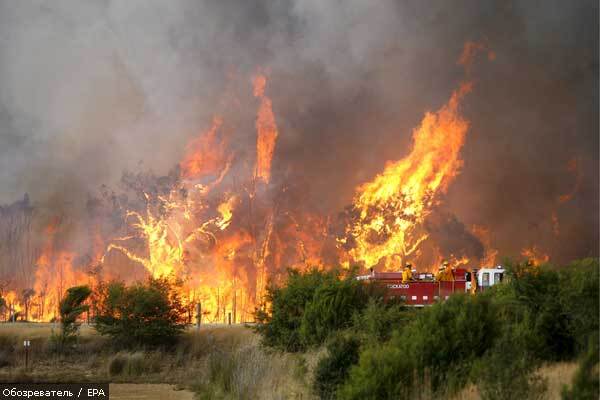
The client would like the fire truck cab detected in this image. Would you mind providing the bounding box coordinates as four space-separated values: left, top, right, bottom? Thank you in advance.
473 266 505 292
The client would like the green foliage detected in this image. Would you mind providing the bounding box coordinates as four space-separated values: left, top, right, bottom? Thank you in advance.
474 323 547 400
95 278 187 348
562 334 600 400
53 285 91 350
340 294 497 399
313 333 361 400
500 262 574 360
351 297 409 342
300 278 373 347
108 353 127 376
255 258 598 398
558 258 599 354
107 352 163 377
255 268 339 352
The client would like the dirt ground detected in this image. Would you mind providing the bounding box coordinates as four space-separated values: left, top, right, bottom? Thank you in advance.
109 384 195 400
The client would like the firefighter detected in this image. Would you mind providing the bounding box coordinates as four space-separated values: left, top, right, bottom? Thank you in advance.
470 269 477 294
402 263 413 283
436 260 450 281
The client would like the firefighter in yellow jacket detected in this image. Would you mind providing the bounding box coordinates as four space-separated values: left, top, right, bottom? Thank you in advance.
402 263 413 283
436 260 452 281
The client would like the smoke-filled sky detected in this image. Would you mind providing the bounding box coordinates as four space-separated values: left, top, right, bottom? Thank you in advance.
0 0 598 262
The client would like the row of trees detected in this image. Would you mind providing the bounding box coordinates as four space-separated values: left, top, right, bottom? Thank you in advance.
255 259 599 400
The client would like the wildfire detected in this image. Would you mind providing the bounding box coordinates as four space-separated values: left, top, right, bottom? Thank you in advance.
2 44 547 324
521 246 549 266
345 81 472 269
253 73 279 184
471 225 499 267
180 116 230 179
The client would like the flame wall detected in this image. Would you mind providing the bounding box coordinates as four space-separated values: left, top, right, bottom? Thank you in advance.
0 1 597 320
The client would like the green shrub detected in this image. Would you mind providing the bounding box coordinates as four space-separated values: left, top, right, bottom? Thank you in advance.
108 352 163 377
562 334 600 400
95 278 187 348
340 294 497 399
108 353 127 376
126 352 147 376
0 336 14 367
474 323 547 400
313 333 361 400
255 268 339 352
351 297 408 342
300 278 373 347
207 349 236 393
559 258 599 354
53 285 91 351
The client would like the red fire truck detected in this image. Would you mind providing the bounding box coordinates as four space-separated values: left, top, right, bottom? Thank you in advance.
357 266 506 306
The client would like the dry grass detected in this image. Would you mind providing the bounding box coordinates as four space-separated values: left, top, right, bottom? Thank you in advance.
110 383 194 400
0 323 315 399
0 322 97 338
0 322 578 400
539 362 578 400
451 362 578 400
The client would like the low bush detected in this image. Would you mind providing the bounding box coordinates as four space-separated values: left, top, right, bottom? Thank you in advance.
299 278 373 347
255 268 339 352
351 297 408 342
95 278 187 348
339 294 497 399
313 333 361 400
108 353 127 376
107 351 163 377
474 323 547 400
562 334 599 400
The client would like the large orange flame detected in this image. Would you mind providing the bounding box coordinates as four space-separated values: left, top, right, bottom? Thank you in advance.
253 73 279 184
345 81 472 269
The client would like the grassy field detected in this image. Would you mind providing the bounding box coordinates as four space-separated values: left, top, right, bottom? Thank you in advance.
0 322 313 399
0 322 579 399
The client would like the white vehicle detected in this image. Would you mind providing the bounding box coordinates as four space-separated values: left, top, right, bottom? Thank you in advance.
465 266 505 292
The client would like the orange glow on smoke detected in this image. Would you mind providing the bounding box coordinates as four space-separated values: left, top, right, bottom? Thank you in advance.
180 116 229 179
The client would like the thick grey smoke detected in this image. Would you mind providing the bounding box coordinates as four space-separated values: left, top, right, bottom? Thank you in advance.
0 0 597 264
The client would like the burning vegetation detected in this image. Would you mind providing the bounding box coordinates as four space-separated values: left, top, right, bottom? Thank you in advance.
0 42 591 324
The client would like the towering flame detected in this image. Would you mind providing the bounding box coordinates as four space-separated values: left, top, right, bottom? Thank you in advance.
345 81 472 269
253 73 279 183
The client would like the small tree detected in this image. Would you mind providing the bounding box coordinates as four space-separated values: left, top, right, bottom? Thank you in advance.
56 285 92 349
21 289 35 321
313 333 361 400
254 268 339 352
0 297 5 321
95 278 187 348
300 278 374 347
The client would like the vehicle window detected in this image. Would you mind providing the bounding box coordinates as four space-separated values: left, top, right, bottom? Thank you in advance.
482 272 490 286
494 272 503 284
